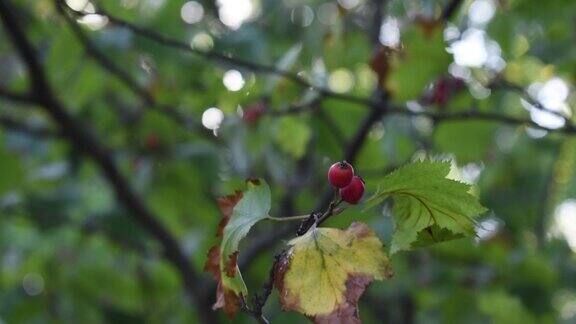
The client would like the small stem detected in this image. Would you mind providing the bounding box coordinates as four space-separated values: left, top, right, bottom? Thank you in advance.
316 198 346 227
334 198 344 208
266 214 310 222
240 252 283 324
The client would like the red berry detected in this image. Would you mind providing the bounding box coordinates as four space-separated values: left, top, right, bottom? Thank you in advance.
243 102 267 125
328 161 354 188
145 134 160 150
340 176 365 204
433 78 450 106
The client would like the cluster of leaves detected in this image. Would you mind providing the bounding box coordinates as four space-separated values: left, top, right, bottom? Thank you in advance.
206 161 486 322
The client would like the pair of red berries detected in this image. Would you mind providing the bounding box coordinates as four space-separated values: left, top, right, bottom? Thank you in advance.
327 161 365 204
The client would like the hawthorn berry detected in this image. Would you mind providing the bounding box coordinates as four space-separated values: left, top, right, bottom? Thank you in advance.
421 76 466 107
243 101 267 125
328 161 354 188
340 176 365 204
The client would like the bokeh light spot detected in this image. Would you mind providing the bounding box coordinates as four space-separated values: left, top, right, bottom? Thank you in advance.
379 17 400 47
22 273 44 296
328 69 355 93
468 0 496 25
291 5 314 27
553 200 576 252
190 32 214 52
223 70 245 92
181 1 204 24
202 107 224 133
217 0 256 30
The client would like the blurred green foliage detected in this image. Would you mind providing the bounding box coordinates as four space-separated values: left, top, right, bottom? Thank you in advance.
0 0 576 323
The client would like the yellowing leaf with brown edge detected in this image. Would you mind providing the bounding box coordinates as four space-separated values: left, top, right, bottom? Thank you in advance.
275 222 393 323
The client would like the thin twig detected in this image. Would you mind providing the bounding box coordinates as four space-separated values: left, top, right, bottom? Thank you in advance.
267 214 310 222
241 252 284 324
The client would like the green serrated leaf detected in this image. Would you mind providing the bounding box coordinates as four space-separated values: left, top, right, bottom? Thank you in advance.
0 140 23 195
366 161 488 253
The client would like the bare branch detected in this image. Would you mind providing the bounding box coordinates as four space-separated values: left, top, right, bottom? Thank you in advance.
241 251 285 324
441 0 465 21
64 2 374 109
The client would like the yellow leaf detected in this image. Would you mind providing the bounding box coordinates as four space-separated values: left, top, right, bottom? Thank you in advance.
275 222 393 323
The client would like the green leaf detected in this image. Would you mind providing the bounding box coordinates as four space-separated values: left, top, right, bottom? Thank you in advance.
477 290 536 324
264 43 302 94
204 179 271 317
221 180 271 273
387 28 451 101
434 121 497 163
295 58 326 105
0 140 23 195
366 161 488 253
274 116 312 159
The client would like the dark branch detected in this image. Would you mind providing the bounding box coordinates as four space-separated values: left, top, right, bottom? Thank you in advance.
0 116 59 138
369 0 385 46
63 1 576 135
65 3 374 109
441 0 465 21
0 2 217 322
0 86 35 104
385 105 576 134
57 2 152 102
490 79 571 121
241 251 284 324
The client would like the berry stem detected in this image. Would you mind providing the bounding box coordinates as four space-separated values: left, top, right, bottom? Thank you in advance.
314 197 345 227
334 198 344 207
266 214 310 222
